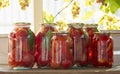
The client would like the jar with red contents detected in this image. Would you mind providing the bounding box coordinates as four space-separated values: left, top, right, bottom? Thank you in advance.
68 23 88 67
84 24 98 65
35 23 57 68
49 32 73 69
8 22 35 69
93 32 113 67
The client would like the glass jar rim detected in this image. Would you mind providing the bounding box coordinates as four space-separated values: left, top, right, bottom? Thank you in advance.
14 22 31 27
84 24 98 28
41 23 56 26
94 32 110 35
68 23 84 28
53 31 69 34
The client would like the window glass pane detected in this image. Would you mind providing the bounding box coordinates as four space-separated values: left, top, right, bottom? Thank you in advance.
43 0 120 30
0 0 34 34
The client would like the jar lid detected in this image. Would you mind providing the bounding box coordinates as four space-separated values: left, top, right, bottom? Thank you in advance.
41 23 56 27
94 31 110 34
15 22 31 27
53 31 69 34
84 24 98 28
68 23 84 28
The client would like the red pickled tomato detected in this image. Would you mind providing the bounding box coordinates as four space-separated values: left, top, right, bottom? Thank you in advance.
9 38 16 49
50 62 61 69
35 32 43 50
16 28 28 38
62 60 72 68
22 39 29 52
61 43 73 68
37 55 49 67
41 26 55 34
86 28 94 36
62 43 73 62
9 31 17 49
8 52 16 67
70 28 83 36
34 51 39 63
22 53 34 67
10 31 16 38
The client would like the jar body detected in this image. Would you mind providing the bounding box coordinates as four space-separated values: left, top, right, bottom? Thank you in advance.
93 33 113 67
49 33 73 69
85 24 98 64
35 23 56 68
8 23 35 69
68 23 88 66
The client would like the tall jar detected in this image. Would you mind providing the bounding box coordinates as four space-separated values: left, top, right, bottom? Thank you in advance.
93 32 113 67
49 32 73 69
68 23 88 67
84 24 98 65
35 23 57 68
8 22 35 69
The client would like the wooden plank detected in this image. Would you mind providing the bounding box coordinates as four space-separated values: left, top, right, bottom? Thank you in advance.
0 65 120 74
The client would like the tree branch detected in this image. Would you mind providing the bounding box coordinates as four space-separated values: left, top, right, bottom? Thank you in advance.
54 0 73 19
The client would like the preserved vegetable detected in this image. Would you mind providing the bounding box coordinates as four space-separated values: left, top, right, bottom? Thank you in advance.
93 32 113 67
49 32 73 69
8 22 35 69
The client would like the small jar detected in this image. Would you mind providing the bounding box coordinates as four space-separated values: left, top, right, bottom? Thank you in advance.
49 32 73 69
68 23 88 67
8 22 35 69
84 24 98 65
93 32 113 67
35 23 57 68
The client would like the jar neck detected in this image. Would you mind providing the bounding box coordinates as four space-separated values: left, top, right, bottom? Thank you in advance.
68 23 84 29
40 23 56 33
15 22 30 28
97 33 110 40
41 23 56 28
53 32 69 37
84 24 98 28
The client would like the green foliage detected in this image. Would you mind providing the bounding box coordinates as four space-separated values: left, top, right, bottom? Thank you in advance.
44 30 53 50
27 29 35 50
100 0 120 13
83 29 89 45
43 11 54 23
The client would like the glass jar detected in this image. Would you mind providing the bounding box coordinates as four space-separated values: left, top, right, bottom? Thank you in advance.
93 32 113 67
8 22 35 69
49 32 73 69
84 24 98 65
35 23 57 68
68 23 88 67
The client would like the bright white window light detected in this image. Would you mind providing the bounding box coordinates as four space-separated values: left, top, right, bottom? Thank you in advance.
0 0 34 34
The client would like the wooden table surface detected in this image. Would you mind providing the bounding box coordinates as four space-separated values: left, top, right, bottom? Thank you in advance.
0 65 120 74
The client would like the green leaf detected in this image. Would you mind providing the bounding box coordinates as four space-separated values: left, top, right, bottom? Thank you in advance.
48 14 54 23
27 29 35 50
105 7 110 13
44 30 53 50
46 30 53 38
83 29 89 45
43 11 54 23
100 0 120 13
